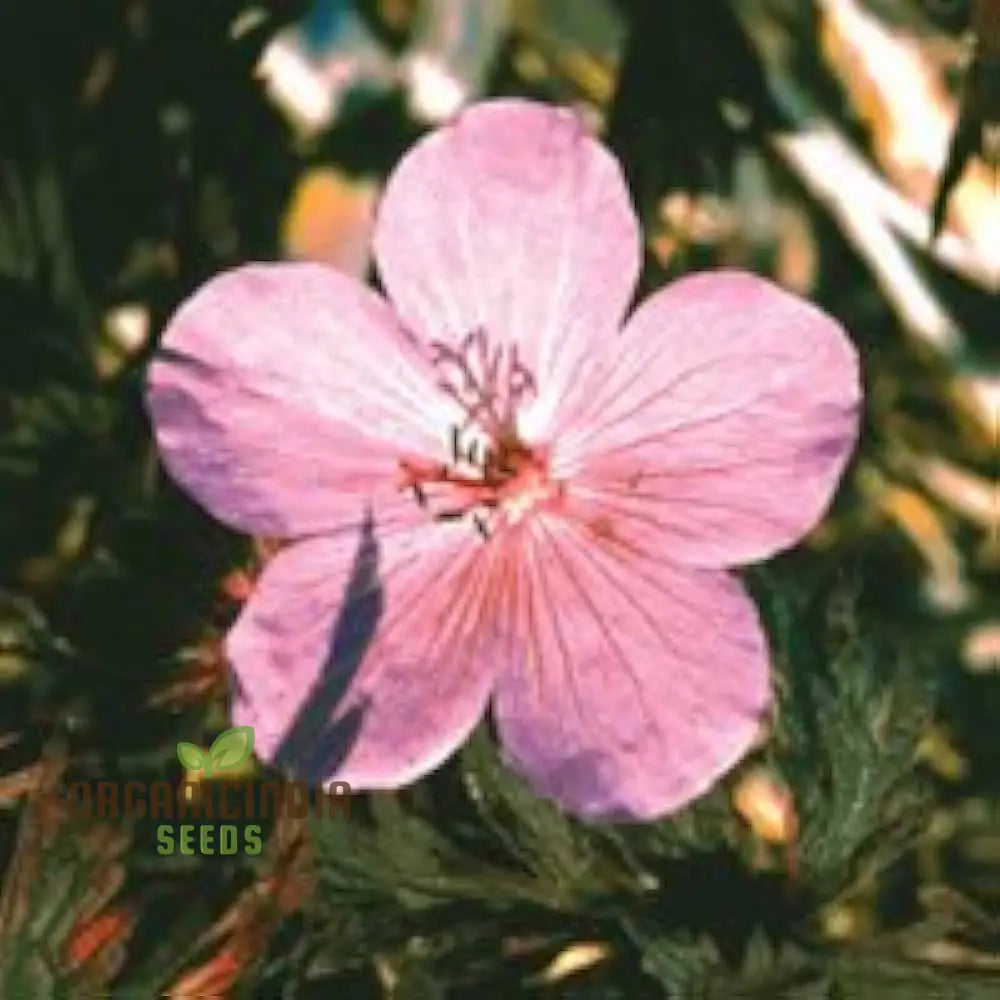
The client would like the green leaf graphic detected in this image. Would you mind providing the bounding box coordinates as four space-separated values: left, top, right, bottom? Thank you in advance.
207 725 255 774
176 742 207 772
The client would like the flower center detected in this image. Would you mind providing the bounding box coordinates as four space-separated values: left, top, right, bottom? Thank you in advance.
397 328 562 539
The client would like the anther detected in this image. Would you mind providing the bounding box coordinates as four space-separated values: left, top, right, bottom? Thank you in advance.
466 438 483 467
401 330 552 541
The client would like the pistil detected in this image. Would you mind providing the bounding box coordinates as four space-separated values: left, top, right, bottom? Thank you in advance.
396 328 563 538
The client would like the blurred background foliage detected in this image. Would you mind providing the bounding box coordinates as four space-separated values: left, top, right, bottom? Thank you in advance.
0 0 997 997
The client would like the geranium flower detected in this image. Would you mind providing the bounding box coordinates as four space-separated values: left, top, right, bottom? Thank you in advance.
146 100 860 820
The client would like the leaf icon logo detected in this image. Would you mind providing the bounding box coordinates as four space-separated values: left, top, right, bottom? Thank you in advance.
176 742 207 772
176 726 255 778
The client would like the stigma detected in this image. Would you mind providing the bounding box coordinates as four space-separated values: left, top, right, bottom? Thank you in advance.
397 327 564 538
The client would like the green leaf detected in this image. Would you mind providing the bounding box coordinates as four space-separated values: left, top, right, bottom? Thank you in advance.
175 742 206 772
207 725 255 773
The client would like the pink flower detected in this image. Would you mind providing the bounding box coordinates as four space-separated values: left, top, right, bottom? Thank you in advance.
146 100 860 821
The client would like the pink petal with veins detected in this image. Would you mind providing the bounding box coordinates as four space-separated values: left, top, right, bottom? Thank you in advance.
229 514 502 788
491 513 769 820
373 99 641 432
552 271 860 568
147 263 455 538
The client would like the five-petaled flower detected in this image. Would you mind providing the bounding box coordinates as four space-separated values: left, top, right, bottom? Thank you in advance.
146 100 860 821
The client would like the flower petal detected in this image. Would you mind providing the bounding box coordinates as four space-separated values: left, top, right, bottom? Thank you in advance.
147 263 456 537
491 515 769 821
373 99 641 420
228 512 501 789
552 271 861 567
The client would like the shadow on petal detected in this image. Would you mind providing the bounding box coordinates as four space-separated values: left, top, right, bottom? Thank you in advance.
272 509 383 783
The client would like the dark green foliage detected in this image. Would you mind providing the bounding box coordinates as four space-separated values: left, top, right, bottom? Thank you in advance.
749 560 937 900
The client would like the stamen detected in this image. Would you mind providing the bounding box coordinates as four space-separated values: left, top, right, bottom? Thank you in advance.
399 328 553 542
